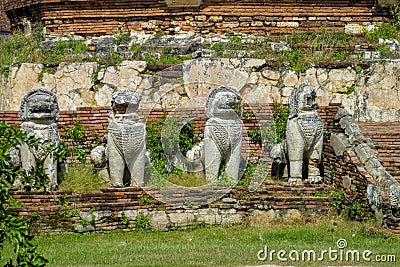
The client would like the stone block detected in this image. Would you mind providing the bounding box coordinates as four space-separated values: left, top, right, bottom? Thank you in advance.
169 212 196 226
150 210 169 231
330 133 351 156
342 176 352 189
221 214 243 225
249 210 275 226
355 143 374 164
262 69 280 81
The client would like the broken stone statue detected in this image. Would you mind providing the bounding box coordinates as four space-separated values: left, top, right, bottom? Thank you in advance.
92 89 146 187
204 86 243 183
271 82 324 186
18 88 60 190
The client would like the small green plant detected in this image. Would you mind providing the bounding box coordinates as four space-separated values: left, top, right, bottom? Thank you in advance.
328 165 335 178
37 67 55 83
91 67 104 87
375 43 391 52
97 52 124 68
209 43 224 52
75 145 86 161
114 30 131 45
228 34 242 43
272 102 290 143
248 127 261 141
354 65 362 73
62 119 86 140
68 209 81 217
120 211 130 225
134 212 151 230
342 201 364 221
32 211 41 218
139 195 150 205
345 85 355 95
146 113 199 181
280 49 308 73
364 23 398 42
177 75 184 85
239 160 258 187
330 183 346 214
314 190 326 197
79 219 89 226
242 109 256 122
0 66 9 78
335 53 348 61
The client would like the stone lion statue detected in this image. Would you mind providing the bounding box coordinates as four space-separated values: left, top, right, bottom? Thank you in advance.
286 82 324 185
101 89 146 187
18 88 60 190
204 86 243 183
270 82 324 185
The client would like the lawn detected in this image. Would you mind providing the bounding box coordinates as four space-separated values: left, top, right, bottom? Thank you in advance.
2 217 399 267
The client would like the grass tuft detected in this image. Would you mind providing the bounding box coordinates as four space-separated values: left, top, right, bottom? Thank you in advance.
59 163 108 192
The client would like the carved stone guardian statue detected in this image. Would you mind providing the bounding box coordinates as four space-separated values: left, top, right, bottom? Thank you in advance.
18 88 60 189
106 90 146 187
286 82 324 185
204 86 243 183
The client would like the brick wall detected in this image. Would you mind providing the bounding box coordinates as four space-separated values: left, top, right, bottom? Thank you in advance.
9 183 332 233
0 0 10 34
2 0 389 36
359 122 400 183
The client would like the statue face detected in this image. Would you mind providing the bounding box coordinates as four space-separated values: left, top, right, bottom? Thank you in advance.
298 86 317 111
214 92 240 109
111 90 141 114
26 93 57 120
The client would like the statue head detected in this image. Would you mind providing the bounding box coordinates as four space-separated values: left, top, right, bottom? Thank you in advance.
18 88 60 121
205 86 242 118
289 81 318 119
111 89 142 115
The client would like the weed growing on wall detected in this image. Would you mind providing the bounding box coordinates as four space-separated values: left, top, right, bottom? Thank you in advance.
364 23 399 42
146 113 200 185
134 212 151 230
113 30 131 45
330 183 372 221
271 102 290 143
279 49 308 73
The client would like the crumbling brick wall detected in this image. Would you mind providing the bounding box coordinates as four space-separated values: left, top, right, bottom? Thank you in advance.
0 0 10 34
2 0 389 37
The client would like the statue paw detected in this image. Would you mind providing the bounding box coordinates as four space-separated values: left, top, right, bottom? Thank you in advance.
111 183 123 188
307 175 323 184
288 178 303 186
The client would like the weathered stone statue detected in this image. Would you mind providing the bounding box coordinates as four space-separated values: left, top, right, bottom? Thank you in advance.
286 82 324 185
18 88 60 189
106 90 146 187
204 86 243 183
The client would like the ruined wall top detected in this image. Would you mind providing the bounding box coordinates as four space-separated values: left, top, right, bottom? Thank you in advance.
1 0 388 36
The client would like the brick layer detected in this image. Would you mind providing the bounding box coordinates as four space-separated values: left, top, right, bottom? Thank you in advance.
0 0 10 33
2 0 389 36
359 122 400 183
8 182 332 233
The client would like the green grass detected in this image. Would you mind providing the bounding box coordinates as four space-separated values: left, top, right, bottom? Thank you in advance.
1 217 399 266
59 163 108 192
166 171 206 187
